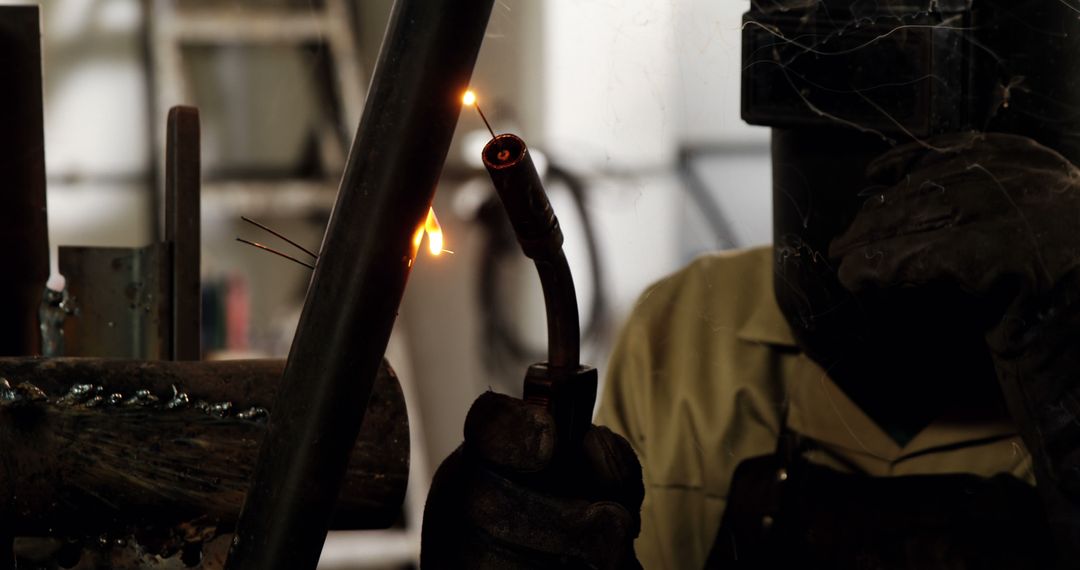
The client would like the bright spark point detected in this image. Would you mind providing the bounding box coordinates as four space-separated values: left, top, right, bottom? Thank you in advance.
462 90 477 107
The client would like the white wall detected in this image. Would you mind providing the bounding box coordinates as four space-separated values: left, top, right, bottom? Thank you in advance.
540 0 766 157
38 0 154 280
674 0 769 145
535 0 770 309
541 0 680 168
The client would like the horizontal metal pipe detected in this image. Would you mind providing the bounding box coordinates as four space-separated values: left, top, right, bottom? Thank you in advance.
0 358 408 538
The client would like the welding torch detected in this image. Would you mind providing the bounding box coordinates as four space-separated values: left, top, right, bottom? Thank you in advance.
482 133 597 455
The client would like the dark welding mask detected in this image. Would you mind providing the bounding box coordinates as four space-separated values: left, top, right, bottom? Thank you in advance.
742 0 1080 164
746 0 1080 439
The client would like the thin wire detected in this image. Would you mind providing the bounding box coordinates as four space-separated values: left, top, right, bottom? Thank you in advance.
474 103 497 139
241 216 319 259
236 238 316 270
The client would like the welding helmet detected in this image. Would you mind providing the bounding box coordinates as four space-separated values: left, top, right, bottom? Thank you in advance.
742 0 1080 164
741 0 1080 438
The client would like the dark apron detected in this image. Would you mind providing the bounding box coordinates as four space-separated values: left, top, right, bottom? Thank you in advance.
704 426 1058 569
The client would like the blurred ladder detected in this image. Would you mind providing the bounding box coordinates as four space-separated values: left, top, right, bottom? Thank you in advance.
147 0 367 217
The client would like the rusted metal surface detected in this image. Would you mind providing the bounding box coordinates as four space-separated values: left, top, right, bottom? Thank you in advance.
0 357 408 543
0 6 49 357
59 244 171 359
165 107 202 361
226 2 494 568
58 106 201 361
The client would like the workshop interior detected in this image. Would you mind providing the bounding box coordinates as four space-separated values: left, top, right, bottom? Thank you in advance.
7 0 1071 568
0 1 766 567
6 0 1080 565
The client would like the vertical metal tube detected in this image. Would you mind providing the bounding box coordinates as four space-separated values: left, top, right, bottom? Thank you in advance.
0 6 49 357
164 106 201 361
225 1 494 569
0 10 48 563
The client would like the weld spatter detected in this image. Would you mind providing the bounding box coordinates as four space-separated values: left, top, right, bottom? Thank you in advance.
194 400 233 418
57 383 103 406
0 379 48 406
235 407 269 422
123 389 159 407
46 382 269 422
165 385 191 410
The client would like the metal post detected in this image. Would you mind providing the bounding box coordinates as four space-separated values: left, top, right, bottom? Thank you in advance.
164 106 201 361
225 1 494 568
0 6 49 356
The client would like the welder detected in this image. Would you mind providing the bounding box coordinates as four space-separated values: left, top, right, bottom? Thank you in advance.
422 0 1080 567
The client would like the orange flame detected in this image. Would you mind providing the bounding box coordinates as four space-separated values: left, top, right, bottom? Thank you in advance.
462 90 477 107
424 207 445 257
412 224 425 251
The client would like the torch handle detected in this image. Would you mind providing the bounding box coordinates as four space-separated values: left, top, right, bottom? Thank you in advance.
523 363 597 456
483 134 581 370
483 133 596 453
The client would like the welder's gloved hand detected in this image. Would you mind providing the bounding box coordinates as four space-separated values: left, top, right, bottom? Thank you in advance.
830 132 1080 550
421 391 644 569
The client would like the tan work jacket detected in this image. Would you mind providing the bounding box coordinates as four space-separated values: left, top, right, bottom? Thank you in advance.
595 246 1034 570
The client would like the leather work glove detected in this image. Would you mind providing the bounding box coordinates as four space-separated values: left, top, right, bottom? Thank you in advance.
420 391 644 569
830 132 1080 558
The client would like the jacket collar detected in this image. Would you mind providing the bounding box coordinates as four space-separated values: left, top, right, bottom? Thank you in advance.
733 283 1017 464
783 355 1019 464
734 288 797 347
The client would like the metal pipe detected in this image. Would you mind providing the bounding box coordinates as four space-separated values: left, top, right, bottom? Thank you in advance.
482 134 581 369
0 6 49 357
0 14 48 557
164 106 201 361
533 254 579 368
0 357 408 538
225 1 494 569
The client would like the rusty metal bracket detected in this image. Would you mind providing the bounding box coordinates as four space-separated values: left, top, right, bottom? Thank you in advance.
58 107 201 361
